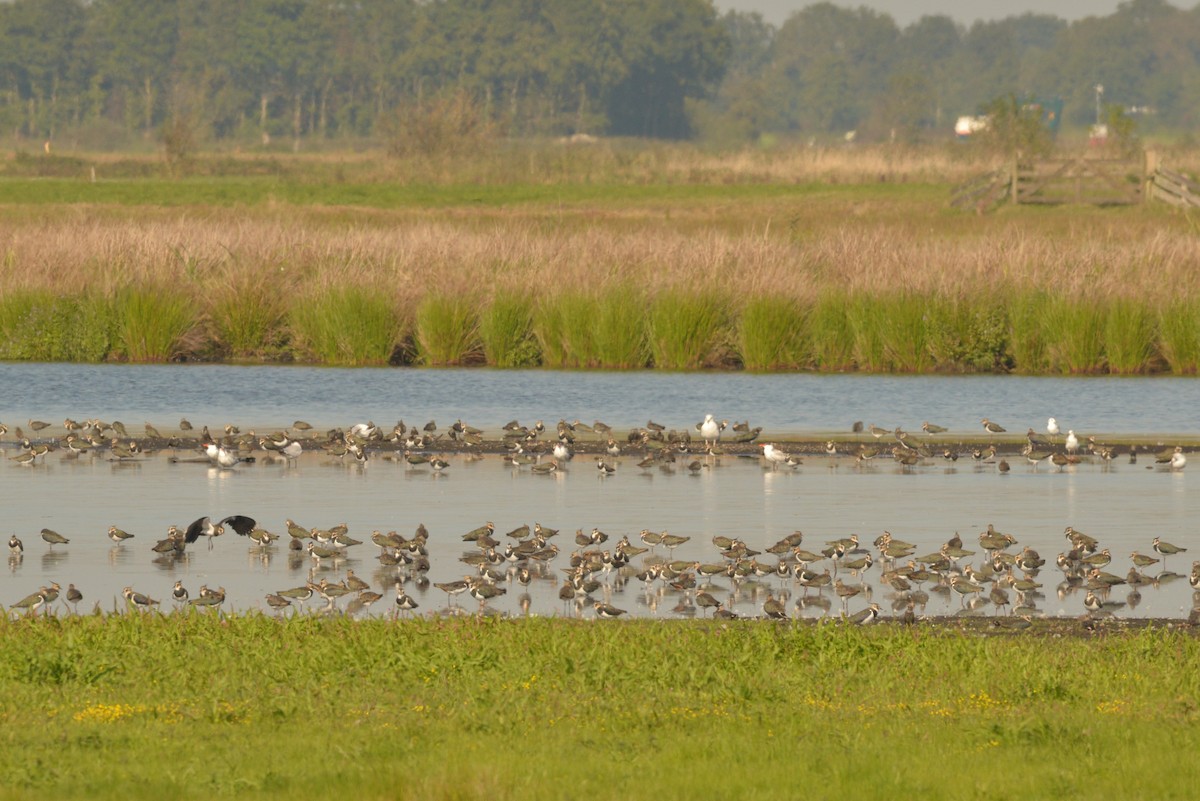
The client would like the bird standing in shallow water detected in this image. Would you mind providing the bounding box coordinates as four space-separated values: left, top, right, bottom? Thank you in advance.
40 529 69 549
848 602 881 625
10 589 45 616
394 584 419 617
593 602 626 619
123 587 159 611
107 526 134 546
265 593 291 613
65 584 82 613
1152 536 1187 568
762 592 788 620
1155 446 1186 470
759 443 790 470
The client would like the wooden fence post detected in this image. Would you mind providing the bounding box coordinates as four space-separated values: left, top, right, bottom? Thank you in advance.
1144 149 1157 205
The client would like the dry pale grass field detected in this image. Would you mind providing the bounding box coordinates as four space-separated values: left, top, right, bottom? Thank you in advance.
1 193 1197 305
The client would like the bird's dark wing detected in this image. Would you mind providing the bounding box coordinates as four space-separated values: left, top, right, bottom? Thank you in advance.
220 515 257 536
184 516 211 544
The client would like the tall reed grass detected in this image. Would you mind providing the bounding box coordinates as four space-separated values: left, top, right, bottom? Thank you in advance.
532 288 651 369
413 294 481 366
1157 299 1200 374
738 296 808 370
479 292 538 368
806 292 855 371
205 270 287 359
1103 298 1154 374
2 181 1199 373
288 288 402 365
1007 292 1051 373
649 291 728 369
114 286 194 362
533 292 595 368
0 282 1193 375
592 285 649 369
1044 296 1106 374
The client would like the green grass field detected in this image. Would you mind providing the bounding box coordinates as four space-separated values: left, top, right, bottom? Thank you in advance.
1 614 1197 799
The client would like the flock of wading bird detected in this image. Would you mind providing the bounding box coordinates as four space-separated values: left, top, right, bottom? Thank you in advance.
0 412 1189 472
1 413 1196 624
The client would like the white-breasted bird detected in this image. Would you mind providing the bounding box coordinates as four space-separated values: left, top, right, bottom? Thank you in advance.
760 443 790 470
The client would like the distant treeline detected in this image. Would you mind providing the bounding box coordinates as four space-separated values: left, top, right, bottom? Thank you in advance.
0 0 1196 149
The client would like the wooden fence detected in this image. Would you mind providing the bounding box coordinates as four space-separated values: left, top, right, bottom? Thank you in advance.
952 150 1199 212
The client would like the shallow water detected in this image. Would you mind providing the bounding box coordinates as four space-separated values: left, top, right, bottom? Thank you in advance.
1 445 1194 621
1 362 1199 436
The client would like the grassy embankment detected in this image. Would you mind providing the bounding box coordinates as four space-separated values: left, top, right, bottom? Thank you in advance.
3 143 1200 373
0 613 1197 799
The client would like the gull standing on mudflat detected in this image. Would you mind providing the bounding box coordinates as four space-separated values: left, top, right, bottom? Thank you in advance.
759 443 790 470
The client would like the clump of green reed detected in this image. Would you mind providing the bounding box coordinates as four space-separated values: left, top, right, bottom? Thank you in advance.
649 290 728 369
1040 294 1105 374
413 294 482 366
206 273 287 359
288 287 401 365
114 286 195 362
533 289 648 369
1102 298 1155 374
844 294 891 371
738 296 807 370
880 294 933 372
531 297 563 367
805 290 855 371
592 285 648 368
1006 291 1051 373
1157 298 1200 374
0 290 115 361
479 292 539 367
533 292 595 368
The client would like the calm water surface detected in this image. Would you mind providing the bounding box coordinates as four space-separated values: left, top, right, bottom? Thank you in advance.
1 363 1196 621
0 362 1198 436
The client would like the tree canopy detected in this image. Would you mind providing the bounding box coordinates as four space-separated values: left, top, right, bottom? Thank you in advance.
0 0 1197 148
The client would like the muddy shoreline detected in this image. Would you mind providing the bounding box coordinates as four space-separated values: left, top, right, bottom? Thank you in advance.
28 431 1189 461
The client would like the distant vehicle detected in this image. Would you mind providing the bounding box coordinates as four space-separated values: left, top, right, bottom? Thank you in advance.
955 116 989 139
955 97 1063 140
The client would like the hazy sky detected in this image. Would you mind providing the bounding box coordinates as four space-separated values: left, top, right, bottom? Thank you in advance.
715 1 1150 27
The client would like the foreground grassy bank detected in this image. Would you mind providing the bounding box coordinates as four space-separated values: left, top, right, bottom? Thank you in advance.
3 149 1199 373
0 614 1197 799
